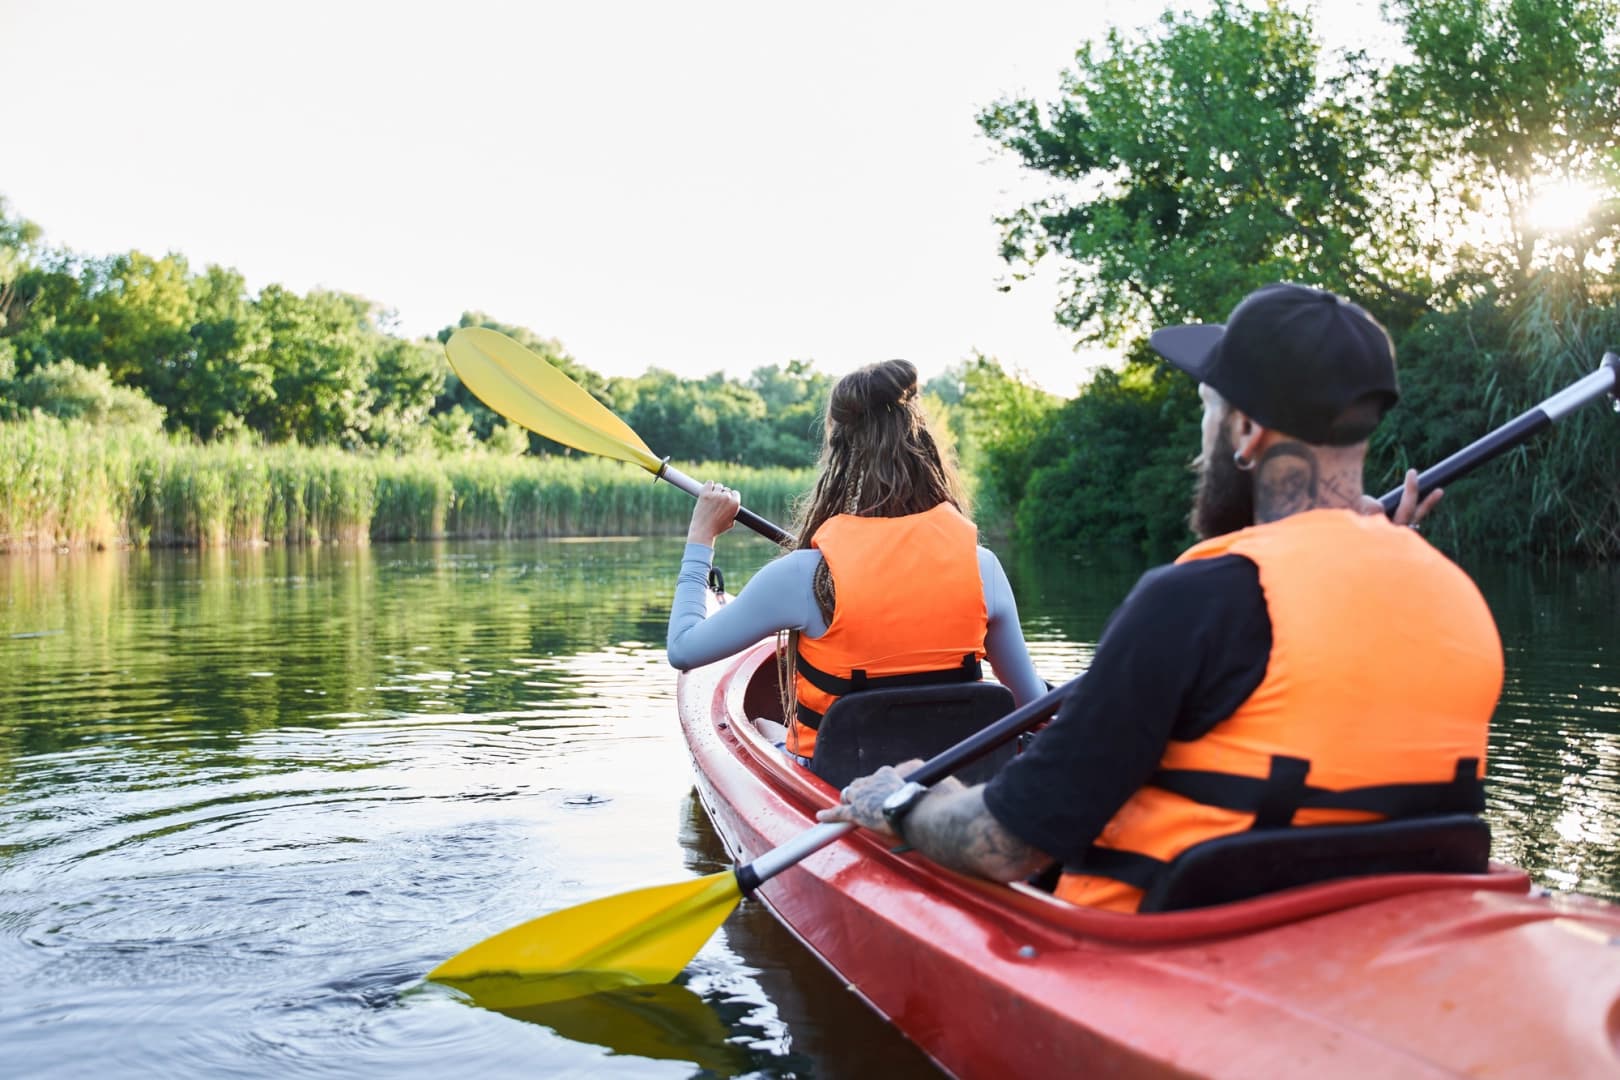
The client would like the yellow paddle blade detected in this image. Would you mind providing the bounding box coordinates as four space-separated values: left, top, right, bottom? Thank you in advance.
429 871 742 995
444 327 663 472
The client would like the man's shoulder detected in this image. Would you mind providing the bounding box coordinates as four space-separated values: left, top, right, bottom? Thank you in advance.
1100 553 1268 650
1131 552 1261 604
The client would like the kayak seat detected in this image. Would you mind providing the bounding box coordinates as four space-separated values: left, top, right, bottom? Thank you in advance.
810 683 1016 790
1138 813 1492 913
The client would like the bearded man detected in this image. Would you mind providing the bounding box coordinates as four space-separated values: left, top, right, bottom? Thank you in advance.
821 282 1505 913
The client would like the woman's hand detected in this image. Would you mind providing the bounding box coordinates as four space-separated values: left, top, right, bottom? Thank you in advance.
688 481 741 546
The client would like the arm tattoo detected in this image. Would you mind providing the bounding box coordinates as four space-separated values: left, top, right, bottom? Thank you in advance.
906 786 1053 883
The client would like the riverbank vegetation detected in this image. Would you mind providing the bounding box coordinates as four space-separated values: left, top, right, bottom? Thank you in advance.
3 0 1618 558
0 417 811 550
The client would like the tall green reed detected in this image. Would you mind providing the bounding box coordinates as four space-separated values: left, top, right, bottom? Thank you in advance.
0 417 814 551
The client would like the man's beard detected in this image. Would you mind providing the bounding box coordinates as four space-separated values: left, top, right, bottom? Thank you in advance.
1190 424 1254 540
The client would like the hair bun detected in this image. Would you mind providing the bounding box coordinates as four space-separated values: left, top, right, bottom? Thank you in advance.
828 358 920 426
875 358 918 407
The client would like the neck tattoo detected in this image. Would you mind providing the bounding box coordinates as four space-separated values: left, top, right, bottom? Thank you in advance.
1253 442 1364 523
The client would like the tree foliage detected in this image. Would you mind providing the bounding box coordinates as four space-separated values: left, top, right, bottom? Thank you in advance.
978 0 1620 559
949 356 1061 523
979 0 1406 337
0 197 926 475
1382 0 1620 290
1 359 167 429
1016 359 1200 554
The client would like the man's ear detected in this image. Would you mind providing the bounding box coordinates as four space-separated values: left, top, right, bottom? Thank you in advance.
1231 408 1270 461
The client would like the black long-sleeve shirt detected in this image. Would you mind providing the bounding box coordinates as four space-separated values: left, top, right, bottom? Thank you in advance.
982 554 1272 865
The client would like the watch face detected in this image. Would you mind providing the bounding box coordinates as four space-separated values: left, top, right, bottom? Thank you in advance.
882 782 925 815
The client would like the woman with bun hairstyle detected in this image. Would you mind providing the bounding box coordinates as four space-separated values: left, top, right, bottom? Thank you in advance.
666 358 1044 764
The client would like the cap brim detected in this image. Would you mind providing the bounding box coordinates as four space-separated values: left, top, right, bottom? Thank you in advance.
1149 324 1225 380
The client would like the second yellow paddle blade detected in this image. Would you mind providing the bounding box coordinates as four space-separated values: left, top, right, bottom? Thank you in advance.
444 327 662 472
429 871 742 989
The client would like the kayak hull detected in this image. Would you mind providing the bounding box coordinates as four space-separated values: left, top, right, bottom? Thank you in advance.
678 641 1620 1079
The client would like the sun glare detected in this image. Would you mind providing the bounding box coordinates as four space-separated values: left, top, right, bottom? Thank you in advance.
1525 178 1606 235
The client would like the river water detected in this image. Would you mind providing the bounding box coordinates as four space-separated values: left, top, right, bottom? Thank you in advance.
1 537 1615 1078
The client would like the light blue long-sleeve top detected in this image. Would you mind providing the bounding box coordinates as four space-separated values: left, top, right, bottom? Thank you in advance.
666 542 1045 708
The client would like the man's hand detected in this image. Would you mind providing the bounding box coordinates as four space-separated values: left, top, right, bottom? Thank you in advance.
819 761 1047 883
817 763 909 838
687 481 741 546
1359 467 1443 528
817 760 967 839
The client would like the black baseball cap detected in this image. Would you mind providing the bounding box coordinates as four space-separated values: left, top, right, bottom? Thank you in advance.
1149 283 1400 446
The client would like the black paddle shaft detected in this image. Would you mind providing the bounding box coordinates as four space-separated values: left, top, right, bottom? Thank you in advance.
1378 352 1620 515
656 459 793 545
735 506 791 545
902 680 1072 787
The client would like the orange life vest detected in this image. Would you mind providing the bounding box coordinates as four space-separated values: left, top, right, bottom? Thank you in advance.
789 503 988 758
1056 509 1503 912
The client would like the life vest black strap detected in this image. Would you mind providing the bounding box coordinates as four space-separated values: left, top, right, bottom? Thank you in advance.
1072 756 1486 890
796 704 826 732
1253 755 1311 829
1149 756 1485 825
794 649 982 699
1068 846 1166 890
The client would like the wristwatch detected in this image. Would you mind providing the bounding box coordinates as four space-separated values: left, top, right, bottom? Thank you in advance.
880 781 930 839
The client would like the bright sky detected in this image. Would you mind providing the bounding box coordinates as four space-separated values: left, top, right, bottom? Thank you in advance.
1 0 1392 397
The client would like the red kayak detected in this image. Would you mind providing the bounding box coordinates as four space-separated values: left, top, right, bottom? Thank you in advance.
678 640 1620 1079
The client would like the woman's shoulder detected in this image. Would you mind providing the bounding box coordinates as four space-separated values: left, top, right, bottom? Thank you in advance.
750 547 822 587
975 545 1015 589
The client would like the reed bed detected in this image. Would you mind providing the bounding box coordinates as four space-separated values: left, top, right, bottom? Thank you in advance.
0 418 813 551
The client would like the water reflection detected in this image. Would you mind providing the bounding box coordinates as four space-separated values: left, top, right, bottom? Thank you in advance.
1472 561 1620 896
491 983 751 1076
0 537 1614 1079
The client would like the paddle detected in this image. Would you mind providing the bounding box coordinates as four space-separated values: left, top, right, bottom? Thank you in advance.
430 348 1619 1003
428 679 1072 995
444 327 793 546
1376 351 1619 513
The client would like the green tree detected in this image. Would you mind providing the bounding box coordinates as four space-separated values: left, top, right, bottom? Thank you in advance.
1382 0 1620 294
0 197 42 337
1016 358 1200 555
251 286 379 446
2 251 100 376
744 359 831 467
953 356 1059 524
2 358 166 429
178 265 274 440
608 369 768 464
82 252 195 387
1 248 276 440
429 405 482 455
979 0 1405 337
91 256 275 439
368 337 447 451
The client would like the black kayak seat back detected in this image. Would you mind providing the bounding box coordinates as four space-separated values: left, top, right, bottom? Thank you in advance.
1138 813 1493 913
810 682 1016 790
